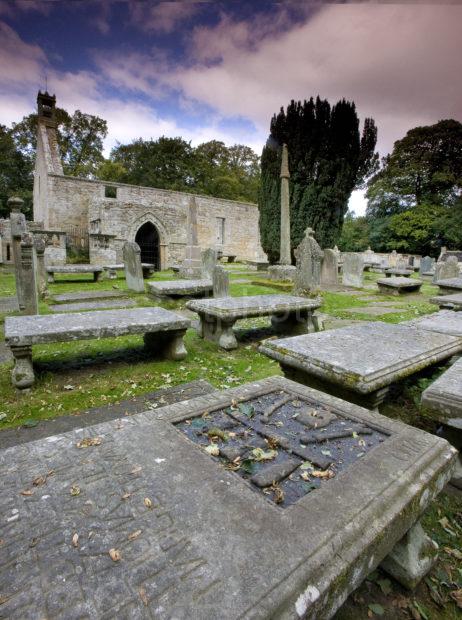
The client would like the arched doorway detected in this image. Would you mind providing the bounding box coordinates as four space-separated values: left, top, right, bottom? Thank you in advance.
135 222 160 270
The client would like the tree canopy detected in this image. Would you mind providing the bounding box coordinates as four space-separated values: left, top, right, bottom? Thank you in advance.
259 97 378 263
0 124 33 218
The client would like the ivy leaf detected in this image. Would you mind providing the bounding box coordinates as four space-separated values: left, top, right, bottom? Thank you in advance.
377 579 392 595
238 403 255 418
368 603 385 616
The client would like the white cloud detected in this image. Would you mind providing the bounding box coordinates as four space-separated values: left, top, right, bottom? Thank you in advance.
129 1 201 33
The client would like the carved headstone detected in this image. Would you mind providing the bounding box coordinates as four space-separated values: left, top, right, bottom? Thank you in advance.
34 236 47 296
212 265 229 298
420 256 435 276
320 249 338 286
434 256 459 283
342 252 364 288
179 196 202 279
9 197 27 309
123 241 144 292
20 232 38 315
279 144 291 265
201 248 218 280
293 228 324 294
388 250 400 268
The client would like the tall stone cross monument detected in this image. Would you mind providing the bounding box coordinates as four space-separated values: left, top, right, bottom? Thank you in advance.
179 196 203 279
280 143 291 266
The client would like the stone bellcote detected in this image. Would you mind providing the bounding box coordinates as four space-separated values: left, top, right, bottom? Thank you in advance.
37 91 57 127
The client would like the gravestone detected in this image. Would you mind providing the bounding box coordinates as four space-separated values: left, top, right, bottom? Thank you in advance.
420 256 435 276
212 265 229 298
123 241 144 292
201 248 218 279
342 253 364 288
9 197 27 310
19 233 38 315
293 227 324 294
179 196 202 279
434 256 459 282
279 143 291 266
33 236 47 296
320 248 338 286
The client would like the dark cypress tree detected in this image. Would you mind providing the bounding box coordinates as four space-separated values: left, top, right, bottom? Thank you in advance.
259 97 378 262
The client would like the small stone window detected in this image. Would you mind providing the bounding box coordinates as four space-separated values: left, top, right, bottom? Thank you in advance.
104 185 117 199
6 244 11 261
216 217 225 245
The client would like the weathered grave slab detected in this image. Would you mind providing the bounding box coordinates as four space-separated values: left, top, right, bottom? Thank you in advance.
187 294 322 350
0 296 19 313
147 279 212 299
49 299 137 312
385 269 413 278
46 264 103 283
267 264 296 281
430 292 462 310
0 376 455 619
377 277 422 296
245 259 269 271
405 310 462 338
104 263 155 279
5 307 191 389
258 323 462 409
435 277 462 294
51 290 127 304
345 306 404 316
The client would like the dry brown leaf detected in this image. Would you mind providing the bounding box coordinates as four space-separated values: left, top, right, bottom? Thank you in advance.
72 533 79 548
128 529 142 541
70 485 81 496
21 489 33 496
144 497 153 509
131 465 142 474
311 469 335 479
121 492 131 500
109 548 121 562
76 437 102 449
450 589 462 609
32 475 47 487
139 587 148 606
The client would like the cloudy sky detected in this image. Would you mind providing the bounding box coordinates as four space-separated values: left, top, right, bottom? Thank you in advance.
1 0 461 213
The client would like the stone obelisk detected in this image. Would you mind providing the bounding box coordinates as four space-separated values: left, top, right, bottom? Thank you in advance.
280 143 291 265
179 196 203 279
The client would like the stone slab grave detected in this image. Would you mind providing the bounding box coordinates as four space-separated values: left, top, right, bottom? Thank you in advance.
51 290 127 304
0 376 455 619
345 306 404 316
49 298 137 312
186 294 322 350
385 268 413 278
377 277 423 296
4 307 190 389
147 279 212 299
0 296 19 313
245 259 269 271
422 357 462 489
103 264 155 279
258 322 462 409
46 264 103 283
430 292 462 310
435 277 462 294
405 310 462 338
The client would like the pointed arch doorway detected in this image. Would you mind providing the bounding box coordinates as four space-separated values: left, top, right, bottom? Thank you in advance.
135 222 160 270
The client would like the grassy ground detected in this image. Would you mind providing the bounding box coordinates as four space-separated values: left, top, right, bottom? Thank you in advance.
0 263 460 618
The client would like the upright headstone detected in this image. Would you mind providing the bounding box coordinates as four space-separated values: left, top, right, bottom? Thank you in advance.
201 248 218 280
212 265 229 298
342 252 364 287
420 256 435 276
9 197 27 310
388 250 399 267
279 143 291 266
293 228 324 294
123 241 145 292
179 196 203 279
320 248 339 286
397 259 408 270
34 236 47 296
434 256 459 282
20 232 38 315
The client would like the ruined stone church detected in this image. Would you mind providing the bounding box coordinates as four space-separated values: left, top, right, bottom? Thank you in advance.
33 91 263 268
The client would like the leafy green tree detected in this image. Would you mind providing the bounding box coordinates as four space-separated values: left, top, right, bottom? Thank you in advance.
11 108 107 178
338 212 370 251
259 97 378 262
0 124 33 218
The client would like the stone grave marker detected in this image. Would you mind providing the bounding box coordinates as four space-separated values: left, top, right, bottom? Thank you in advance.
123 241 144 292
420 256 435 276
342 253 364 287
20 232 38 315
212 265 229 297
434 256 459 283
179 196 202 279
201 248 218 279
293 227 324 294
320 248 338 286
9 196 27 310
33 236 47 295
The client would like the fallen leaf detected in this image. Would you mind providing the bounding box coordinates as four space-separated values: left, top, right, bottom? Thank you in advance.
122 492 131 500
207 427 228 441
321 449 332 456
144 497 153 509
377 578 392 595
109 548 121 562
251 448 277 461
131 465 142 474
20 489 33 496
450 589 462 608
368 603 385 616
76 437 102 448
444 546 462 560
139 587 148 606
300 461 313 470
311 469 335 479
204 444 220 456
72 533 79 548
70 485 81 496
63 385 75 391
32 475 47 486
300 472 310 481
270 483 284 504
128 529 142 541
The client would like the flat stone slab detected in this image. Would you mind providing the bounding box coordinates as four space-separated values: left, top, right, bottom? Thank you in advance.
345 306 404 316
147 279 212 298
49 299 137 312
430 293 462 310
436 277 462 293
0 296 19 313
385 269 413 277
51 290 127 304
422 357 462 420
377 277 422 295
187 294 321 320
0 376 455 619
46 264 103 274
405 310 462 338
259 322 462 408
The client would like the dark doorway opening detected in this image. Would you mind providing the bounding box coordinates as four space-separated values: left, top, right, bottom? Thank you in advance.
135 222 160 270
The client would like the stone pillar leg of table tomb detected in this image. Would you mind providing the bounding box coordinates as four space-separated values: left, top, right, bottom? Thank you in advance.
11 345 34 389
380 520 439 590
271 309 319 336
93 272 100 282
144 329 188 361
47 272 55 283
198 314 238 350
108 269 117 280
